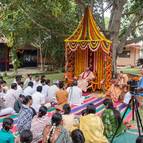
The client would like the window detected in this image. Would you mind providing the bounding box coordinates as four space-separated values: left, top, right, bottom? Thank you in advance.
118 50 130 58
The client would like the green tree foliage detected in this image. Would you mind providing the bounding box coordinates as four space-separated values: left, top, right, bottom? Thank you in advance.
1 0 143 74
0 0 78 71
76 0 143 74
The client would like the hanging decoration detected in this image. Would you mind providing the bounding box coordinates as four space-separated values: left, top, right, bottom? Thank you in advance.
64 6 112 90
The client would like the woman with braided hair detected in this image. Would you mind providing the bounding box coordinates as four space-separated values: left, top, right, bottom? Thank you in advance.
42 113 71 143
102 99 126 141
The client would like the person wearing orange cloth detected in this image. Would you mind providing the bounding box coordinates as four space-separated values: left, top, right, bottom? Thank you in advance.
56 81 68 107
106 79 122 103
118 71 129 87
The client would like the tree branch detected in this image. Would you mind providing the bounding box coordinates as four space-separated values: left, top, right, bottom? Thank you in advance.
119 10 143 49
104 1 113 12
20 6 68 37
133 23 143 31
20 6 50 33
108 0 127 37
75 0 85 14
126 35 143 44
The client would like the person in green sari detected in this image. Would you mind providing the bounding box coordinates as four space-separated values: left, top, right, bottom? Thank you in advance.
102 99 126 141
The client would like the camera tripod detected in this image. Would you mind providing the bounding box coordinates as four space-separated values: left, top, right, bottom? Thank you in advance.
111 94 143 143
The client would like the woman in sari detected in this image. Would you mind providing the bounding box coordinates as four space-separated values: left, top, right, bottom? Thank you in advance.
62 104 79 132
102 99 126 141
31 106 50 142
102 99 139 143
79 104 108 143
42 113 71 143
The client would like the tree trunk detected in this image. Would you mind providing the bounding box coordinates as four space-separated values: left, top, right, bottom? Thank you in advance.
39 46 44 71
119 10 143 51
108 0 127 76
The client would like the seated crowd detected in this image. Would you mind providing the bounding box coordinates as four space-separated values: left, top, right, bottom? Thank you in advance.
0 72 142 143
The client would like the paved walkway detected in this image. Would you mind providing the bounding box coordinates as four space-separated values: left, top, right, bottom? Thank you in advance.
0 67 44 76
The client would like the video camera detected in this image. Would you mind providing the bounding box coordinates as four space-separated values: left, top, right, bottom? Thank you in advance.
127 79 138 94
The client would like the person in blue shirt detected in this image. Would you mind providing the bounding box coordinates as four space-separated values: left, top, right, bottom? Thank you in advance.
136 69 143 108
0 117 15 143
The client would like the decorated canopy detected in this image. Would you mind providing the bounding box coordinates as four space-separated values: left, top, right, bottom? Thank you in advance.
64 6 112 90
65 6 111 54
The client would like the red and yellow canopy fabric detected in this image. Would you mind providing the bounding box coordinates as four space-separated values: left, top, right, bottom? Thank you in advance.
65 6 111 54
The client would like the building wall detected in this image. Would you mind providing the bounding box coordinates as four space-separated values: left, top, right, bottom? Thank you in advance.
117 47 140 66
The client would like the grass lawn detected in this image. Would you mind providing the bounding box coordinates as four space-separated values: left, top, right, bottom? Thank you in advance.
118 67 140 75
2 66 142 86
3 72 64 87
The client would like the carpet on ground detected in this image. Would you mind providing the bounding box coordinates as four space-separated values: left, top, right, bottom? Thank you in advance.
0 93 140 136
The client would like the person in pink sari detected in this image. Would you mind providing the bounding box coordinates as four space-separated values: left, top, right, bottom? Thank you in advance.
78 67 95 92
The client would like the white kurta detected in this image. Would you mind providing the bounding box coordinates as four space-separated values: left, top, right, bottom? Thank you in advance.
42 84 49 97
16 85 23 96
33 81 41 91
4 89 19 108
23 86 35 96
24 78 33 89
12 81 23 95
32 91 45 112
47 85 59 102
0 107 15 116
67 86 84 106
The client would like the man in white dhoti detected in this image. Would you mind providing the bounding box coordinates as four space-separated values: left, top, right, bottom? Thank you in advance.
32 86 45 112
78 67 95 92
4 83 19 109
67 80 84 105
0 107 15 116
23 81 35 96
0 85 15 116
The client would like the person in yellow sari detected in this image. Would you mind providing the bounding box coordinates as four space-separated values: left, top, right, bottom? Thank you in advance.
78 67 95 92
79 104 108 143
